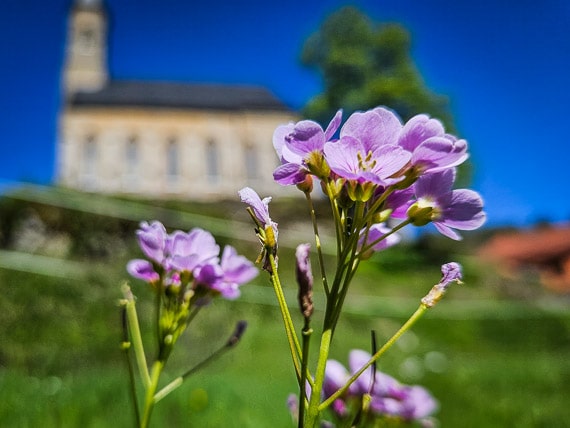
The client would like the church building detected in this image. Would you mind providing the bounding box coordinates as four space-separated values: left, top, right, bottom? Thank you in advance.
57 0 297 200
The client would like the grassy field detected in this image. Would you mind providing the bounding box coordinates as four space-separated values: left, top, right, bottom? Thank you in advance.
1 188 569 427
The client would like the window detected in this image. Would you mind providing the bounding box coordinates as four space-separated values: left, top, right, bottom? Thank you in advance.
124 136 138 190
78 28 96 55
206 139 219 184
126 136 138 175
166 138 179 183
82 134 97 189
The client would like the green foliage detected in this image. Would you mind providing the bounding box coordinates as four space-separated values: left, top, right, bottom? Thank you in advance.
1 194 569 426
301 7 453 129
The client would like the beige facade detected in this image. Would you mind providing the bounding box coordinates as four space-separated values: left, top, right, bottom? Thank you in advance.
58 107 294 199
57 0 297 200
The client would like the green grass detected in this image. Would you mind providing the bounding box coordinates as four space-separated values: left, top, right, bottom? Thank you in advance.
1 189 570 426
2 263 569 427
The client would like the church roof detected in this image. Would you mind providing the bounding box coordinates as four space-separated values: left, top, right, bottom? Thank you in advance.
70 80 292 112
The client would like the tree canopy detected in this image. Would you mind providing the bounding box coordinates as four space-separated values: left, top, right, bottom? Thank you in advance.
301 7 453 130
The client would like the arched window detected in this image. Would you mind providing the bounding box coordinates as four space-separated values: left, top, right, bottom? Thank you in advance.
167 138 179 184
206 139 219 184
78 28 96 55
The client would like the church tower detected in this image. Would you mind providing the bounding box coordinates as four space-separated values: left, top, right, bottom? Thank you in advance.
62 0 108 97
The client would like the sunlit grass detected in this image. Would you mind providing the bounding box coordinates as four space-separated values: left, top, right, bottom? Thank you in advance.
1 190 569 426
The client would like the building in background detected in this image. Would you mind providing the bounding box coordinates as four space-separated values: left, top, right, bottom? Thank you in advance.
479 224 570 293
57 0 296 200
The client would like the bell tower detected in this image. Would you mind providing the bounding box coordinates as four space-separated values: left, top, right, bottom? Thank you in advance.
63 0 108 97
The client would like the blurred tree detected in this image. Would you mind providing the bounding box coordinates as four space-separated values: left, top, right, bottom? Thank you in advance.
301 7 454 130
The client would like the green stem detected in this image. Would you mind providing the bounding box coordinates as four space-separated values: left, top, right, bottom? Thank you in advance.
120 305 141 428
329 257 360 335
304 190 330 296
319 305 428 412
325 180 344 257
298 321 312 428
122 285 151 389
155 289 162 358
305 328 333 428
268 252 303 383
141 360 164 428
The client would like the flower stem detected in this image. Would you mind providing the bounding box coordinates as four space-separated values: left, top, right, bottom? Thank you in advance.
298 320 312 428
141 359 164 428
268 253 303 383
120 304 141 427
154 288 162 357
305 327 333 427
304 190 330 296
122 284 151 389
319 305 428 412
325 180 344 257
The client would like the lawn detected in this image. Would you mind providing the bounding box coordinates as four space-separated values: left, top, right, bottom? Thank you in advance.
1 190 569 427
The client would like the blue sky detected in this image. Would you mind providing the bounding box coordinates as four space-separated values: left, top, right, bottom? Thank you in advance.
1 0 569 226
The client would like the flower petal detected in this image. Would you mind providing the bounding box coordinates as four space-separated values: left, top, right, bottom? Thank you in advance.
415 168 456 199
324 109 343 141
273 123 295 161
440 189 486 230
398 114 445 152
273 162 307 185
341 108 402 152
127 259 159 282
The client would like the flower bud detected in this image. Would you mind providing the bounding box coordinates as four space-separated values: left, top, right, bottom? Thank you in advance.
295 243 314 320
225 320 248 348
347 181 376 202
421 262 463 308
407 201 435 226
306 151 331 180
296 174 313 193
371 208 393 224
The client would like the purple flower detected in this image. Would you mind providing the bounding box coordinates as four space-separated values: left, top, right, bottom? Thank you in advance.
347 350 438 422
348 349 401 398
215 246 259 299
135 221 168 263
273 110 342 185
421 262 463 308
440 262 462 286
398 114 468 174
324 359 350 398
411 168 486 240
238 187 278 238
127 259 159 283
399 385 439 420
358 223 401 256
168 228 220 272
323 359 351 418
340 107 403 152
324 136 410 186
385 187 415 219
192 246 258 300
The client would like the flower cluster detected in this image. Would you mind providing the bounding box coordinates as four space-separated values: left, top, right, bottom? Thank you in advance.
273 107 485 241
122 221 255 426
323 349 438 426
239 107 484 427
127 221 258 300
